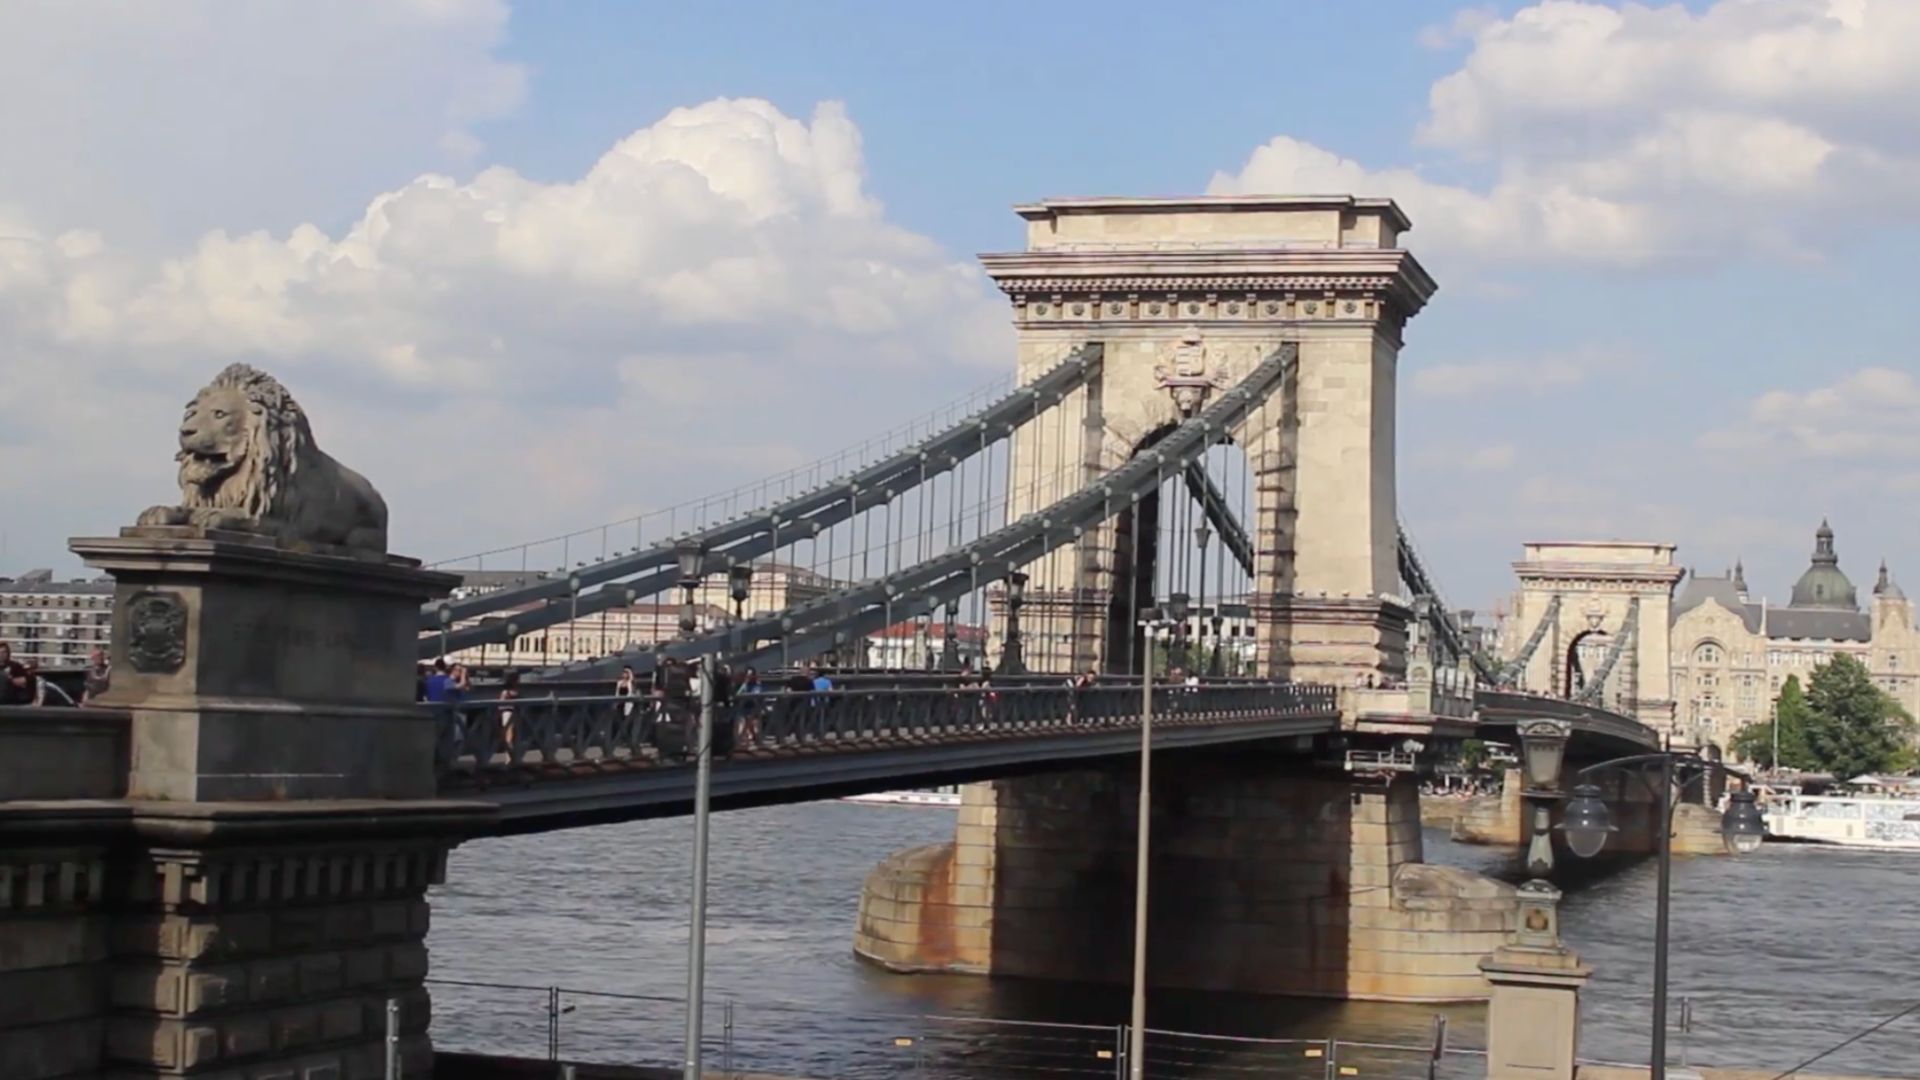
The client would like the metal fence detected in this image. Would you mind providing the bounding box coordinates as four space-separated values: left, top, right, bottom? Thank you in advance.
433 682 1340 779
425 977 1487 1079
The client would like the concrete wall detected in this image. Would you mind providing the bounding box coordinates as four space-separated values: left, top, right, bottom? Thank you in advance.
858 756 1517 1002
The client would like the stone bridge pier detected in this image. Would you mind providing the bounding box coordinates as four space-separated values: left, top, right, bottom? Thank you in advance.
1450 761 1730 867
857 753 1517 1002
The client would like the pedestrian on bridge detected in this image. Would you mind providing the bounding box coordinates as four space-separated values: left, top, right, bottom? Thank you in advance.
422 659 453 704
0 643 36 707
81 648 111 706
1068 667 1097 724
496 670 521 750
736 666 764 747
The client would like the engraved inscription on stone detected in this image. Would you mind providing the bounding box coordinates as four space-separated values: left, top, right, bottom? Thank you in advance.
126 591 189 673
228 619 373 658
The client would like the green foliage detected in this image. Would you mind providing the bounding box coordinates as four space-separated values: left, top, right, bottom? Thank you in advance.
1730 675 1814 770
1458 738 1489 772
1800 654 1916 779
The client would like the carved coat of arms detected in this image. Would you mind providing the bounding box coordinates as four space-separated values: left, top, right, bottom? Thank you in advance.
1154 331 1230 416
125 591 188 673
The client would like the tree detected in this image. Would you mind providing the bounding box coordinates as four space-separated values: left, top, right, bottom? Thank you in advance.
1800 655 1917 780
1730 674 1814 770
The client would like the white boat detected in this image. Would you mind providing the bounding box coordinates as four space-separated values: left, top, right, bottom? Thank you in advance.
1760 791 1920 850
841 786 961 808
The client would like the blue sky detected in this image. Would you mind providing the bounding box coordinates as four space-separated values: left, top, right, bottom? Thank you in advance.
1 0 1914 612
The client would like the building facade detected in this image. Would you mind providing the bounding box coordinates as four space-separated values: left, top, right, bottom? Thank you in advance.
0 569 115 671
1669 522 1920 754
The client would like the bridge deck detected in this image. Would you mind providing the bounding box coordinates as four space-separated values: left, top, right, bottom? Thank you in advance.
435 683 1342 834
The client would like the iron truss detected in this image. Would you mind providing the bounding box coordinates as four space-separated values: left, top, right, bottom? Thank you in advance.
421 345 1105 658
1488 594 1563 689
538 344 1297 681
1396 523 1503 684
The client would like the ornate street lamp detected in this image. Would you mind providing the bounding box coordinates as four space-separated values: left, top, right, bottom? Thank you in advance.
940 605 960 673
1165 590 1191 672
1000 570 1029 676
676 542 705 640
1519 719 1571 791
1194 523 1212 675
436 603 453 660
727 562 753 622
1554 752 1766 1080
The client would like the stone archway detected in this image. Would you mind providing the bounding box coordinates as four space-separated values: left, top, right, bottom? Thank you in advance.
1508 541 1683 734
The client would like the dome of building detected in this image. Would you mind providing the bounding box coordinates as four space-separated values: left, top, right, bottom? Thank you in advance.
1789 520 1859 610
1876 560 1908 602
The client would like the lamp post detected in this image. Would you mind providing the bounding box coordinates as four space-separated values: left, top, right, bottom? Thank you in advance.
1000 570 1029 676
1194 523 1211 676
682 653 720 1080
436 604 452 660
562 573 582 661
940 606 960 673
1127 593 1189 1080
728 562 753 623
1165 591 1191 674
676 543 705 640
1556 756 1766 1080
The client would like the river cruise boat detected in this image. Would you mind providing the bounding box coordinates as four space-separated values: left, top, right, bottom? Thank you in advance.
1759 788 1920 850
840 786 962 808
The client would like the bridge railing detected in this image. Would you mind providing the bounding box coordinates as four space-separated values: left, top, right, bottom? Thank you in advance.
433 681 1338 779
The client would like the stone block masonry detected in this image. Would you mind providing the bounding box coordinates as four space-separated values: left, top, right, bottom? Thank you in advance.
0 801 489 1080
857 754 1517 1003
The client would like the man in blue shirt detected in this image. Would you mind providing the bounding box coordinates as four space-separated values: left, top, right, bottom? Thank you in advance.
423 659 453 703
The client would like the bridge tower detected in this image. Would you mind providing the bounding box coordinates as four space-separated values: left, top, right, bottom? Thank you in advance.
980 196 1435 685
1507 541 1683 736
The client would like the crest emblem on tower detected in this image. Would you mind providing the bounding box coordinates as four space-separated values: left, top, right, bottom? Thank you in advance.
1154 329 1231 416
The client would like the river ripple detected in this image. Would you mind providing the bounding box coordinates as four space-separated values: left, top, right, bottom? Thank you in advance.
427 803 1920 1078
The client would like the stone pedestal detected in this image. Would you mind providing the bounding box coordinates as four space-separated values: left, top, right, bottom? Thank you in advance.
70 528 460 802
0 526 499 1078
1480 882 1591 1080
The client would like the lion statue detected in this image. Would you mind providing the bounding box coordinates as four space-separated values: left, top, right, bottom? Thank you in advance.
136 364 389 553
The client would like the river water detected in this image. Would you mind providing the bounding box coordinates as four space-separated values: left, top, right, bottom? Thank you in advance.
427 802 1920 1078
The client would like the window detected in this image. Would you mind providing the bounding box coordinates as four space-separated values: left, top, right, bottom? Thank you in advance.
1695 643 1723 666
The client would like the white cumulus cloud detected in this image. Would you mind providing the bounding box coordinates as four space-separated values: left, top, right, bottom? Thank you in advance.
1700 366 1920 463
1212 0 1920 266
0 97 1009 569
0 0 526 247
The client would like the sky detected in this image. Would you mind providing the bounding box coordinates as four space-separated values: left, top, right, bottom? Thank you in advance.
2 0 1917 610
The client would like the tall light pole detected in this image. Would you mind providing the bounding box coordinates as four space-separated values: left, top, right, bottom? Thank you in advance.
1557 756 1765 1080
1129 592 1188 1080
1194 522 1211 676
675 542 718 1080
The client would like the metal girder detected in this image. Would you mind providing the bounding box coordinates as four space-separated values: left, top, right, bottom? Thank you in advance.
420 344 1104 658
1395 523 1502 683
1575 597 1639 704
539 343 1297 681
1495 594 1563 688
1184 461 1254 577
1474 688 1659 752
